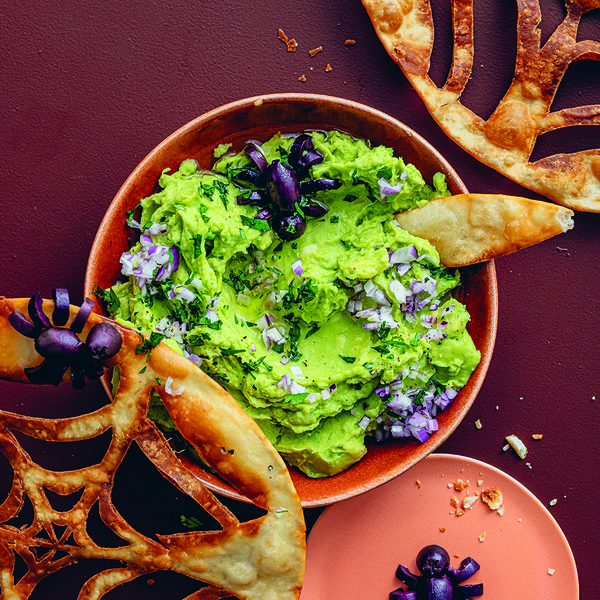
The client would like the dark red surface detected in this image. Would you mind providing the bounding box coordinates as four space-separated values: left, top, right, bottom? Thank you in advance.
1 1 598 598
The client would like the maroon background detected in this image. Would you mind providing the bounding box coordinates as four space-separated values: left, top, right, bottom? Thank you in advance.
1 1 598 598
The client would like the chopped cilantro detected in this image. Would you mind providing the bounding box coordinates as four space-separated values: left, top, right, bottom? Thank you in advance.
286 392 308 404
240 215 271 230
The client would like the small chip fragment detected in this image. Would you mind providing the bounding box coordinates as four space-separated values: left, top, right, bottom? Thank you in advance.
481 488 503 510
439 527 446 532
478 531 487 542
298 75 306 82
453 479 469 491
532 434 543 440
462 495 478 510
278 28 288 43
345 39 356 45
475 419 482 429
416 479 422 488
325 63 332 72
506 434 528 459
549 498 557 506
287 39 298 52
309 46 323 57
548 568 555 575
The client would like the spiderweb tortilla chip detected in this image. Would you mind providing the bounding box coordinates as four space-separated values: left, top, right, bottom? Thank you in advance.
0 296 305 600
395 193 574 266
362 0 600 211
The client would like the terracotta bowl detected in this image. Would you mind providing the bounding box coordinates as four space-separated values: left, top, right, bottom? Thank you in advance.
85 93 498 508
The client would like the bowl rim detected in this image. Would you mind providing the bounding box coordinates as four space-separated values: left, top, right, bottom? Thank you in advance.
85 93 498 508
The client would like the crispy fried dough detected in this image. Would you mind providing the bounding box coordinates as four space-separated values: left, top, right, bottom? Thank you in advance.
0 297 305 600
362 0 600 211
395 194 574 266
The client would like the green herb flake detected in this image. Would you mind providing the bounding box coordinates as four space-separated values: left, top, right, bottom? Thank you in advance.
339 355 356 364
180 514 204 529
240 215 271 231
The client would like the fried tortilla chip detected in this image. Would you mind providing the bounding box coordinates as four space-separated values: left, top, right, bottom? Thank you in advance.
395 194 574 266
362 0 600 211
0 297 305 600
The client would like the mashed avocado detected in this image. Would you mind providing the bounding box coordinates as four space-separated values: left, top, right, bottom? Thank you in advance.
102 131 480 478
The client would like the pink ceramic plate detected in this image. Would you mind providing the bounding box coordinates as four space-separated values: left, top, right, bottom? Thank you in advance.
85 94 498 507
301 453 578 599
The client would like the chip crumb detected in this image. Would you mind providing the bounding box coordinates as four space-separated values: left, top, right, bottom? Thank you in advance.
506 434 528 459
147 579 155 586
481 488 503 510
416 479 422 488
497 505 505 516
450 496 460 509
526 462 532 469
462 495 478 510
475 419 482 429
325 63 332 72
549 498 557 506
532 434 543 440
453 479 469 491
278 28 288 43
309 46 323 57
547 568 555 575
298 74 306 82
454 553 461 558
439 527 446 533
477 479 484 486
345 39 356 45
287 39 298 52
478 531 487 542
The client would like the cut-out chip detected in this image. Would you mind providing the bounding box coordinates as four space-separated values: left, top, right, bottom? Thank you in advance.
0 296 305 600
395 193 574 266
362 0 600 211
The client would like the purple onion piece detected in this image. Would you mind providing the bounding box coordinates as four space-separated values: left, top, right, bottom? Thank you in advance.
47 363 69 386
8 310 37 338
459 583 483 597
288 133 314 169
233 169 263 187
35 328 84 364
296 149 323 177
302 200 329 218
28 292 52 330
51 288 70 327
300 177 341 195
70 298 95 334
244 143 267 173
272 212 306 241
265 160 301 212
453 557 480 583
24 360 54 384
236 190 268 206
256 207 274 220
86 322 122 360
389 589 417 600
395 565 419 587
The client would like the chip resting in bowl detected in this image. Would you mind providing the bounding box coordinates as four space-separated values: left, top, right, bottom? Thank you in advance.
361 0 600 211
0 294 305 599
395 193 574 266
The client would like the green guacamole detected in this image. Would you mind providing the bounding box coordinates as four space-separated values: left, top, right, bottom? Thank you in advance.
102 131 480 478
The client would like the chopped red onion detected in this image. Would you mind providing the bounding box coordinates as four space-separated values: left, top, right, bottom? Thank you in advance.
291 259 304 277
358 415 371 430
377 177 403 199
389 245 418 265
